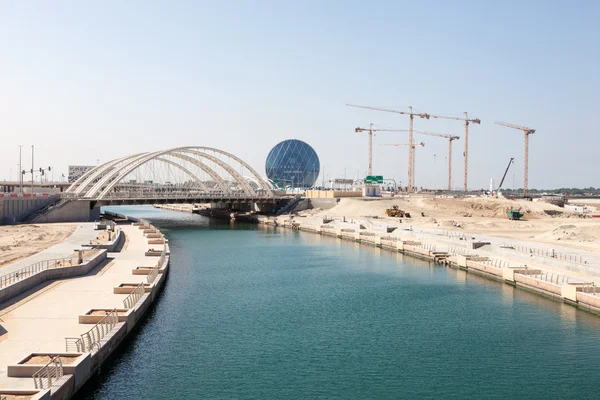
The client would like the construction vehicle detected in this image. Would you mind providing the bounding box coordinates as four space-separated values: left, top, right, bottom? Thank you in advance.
507 208 524 220
385 205 411 218
495 121 536 195
494 157 514 197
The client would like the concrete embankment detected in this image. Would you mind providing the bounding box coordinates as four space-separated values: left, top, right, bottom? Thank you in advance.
0 213 170 400
258 216 600 316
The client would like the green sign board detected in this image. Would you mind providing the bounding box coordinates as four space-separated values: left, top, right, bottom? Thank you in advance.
364 175 383 184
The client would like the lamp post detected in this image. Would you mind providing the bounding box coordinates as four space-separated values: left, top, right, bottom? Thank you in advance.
31 145 34 194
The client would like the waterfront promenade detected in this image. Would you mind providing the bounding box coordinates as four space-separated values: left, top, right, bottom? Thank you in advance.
0 221 167 397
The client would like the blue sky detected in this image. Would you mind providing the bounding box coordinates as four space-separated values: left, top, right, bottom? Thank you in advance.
1 1 598 189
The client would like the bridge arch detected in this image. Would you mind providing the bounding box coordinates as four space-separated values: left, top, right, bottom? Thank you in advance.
67 146 272 200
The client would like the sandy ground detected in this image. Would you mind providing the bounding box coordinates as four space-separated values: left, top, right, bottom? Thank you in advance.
301 196 600 253
0 224 76 268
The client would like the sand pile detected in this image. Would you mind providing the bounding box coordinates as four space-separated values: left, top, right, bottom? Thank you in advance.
0 224 76 268
536 225 600 243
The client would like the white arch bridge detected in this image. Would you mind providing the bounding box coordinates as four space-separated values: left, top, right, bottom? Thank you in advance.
63 146 291 208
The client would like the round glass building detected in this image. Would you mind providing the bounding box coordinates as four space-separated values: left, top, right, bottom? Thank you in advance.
265 139 320 188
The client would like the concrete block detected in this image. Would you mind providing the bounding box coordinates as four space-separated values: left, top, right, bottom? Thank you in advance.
78 309 133 324
0 389 50 400
457 255 468 268
562 285 578 302
471 241 491 250
113 283 152 294
503 268 516 282
8 353 89 378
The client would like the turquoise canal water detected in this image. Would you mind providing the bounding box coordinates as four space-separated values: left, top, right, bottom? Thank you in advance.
77 206 600 399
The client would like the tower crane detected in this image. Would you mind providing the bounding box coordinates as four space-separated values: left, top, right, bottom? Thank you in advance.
428 112 481 192
495 121 536 196
347 104 430 192
375 128 460 191
354 123 374 176
379 142 425 147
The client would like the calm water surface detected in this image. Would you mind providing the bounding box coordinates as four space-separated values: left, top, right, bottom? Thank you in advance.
77 206 600 399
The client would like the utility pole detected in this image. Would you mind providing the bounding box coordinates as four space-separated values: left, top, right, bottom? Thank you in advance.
347 104 430 192
495 121 536 196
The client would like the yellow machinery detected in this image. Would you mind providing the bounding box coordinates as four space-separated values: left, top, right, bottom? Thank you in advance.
385 205 411 218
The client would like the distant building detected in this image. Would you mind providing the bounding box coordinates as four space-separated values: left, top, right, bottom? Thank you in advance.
68 165 94 183
265 139 320 188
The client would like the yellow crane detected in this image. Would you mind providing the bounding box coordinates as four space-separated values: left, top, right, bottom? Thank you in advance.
354 123 375 176
347 104 430 192
428 112 481 192
495 121 536 195
415 131 459 191
379 142 425 147
372 127 459 190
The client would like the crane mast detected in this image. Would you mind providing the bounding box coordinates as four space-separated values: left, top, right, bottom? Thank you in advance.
374 127 459 191
355 123 374 176
347 104 429 192
429 112 481 192
495 121 536 196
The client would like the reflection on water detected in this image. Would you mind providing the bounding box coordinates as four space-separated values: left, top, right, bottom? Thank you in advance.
78 205 600 400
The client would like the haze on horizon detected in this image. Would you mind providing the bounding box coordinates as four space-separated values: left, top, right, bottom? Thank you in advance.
0 1 598 190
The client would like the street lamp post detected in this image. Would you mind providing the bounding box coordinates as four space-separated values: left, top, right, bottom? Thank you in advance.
31 145 34 194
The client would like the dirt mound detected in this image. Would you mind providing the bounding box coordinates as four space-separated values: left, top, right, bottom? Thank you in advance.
0 224 76 268
536 225 600 243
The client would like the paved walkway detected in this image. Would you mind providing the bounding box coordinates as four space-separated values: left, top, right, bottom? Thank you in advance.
1 223 97 275
0 224 159 389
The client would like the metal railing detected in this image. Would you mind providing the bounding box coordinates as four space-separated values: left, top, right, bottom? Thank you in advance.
481 258 512 269
77 309 119 352
123 283 145 309
0 256 80 289
63 190 282 201
21 195 62 223
65 337 83 353
147 265 159 284
32 356 63 389
502 243 590 265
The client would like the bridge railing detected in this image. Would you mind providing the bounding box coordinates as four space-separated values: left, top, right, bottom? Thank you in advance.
62 189 284 201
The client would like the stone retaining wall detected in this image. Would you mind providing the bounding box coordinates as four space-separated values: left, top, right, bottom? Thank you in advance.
0 251 108 304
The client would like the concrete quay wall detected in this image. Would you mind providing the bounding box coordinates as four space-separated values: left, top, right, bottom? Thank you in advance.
50 224 170 400
259 216 600 316
0 216 170 400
